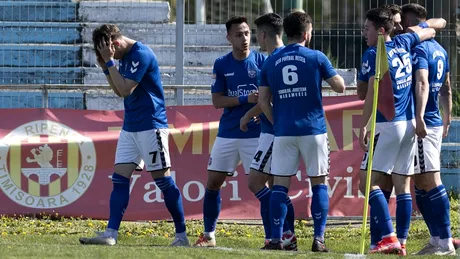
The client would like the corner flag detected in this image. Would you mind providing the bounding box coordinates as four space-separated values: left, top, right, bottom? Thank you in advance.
359 33 395 254
376 33 395 121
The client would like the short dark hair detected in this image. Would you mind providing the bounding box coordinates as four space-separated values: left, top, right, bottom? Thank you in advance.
366 8 394 35
225 16 248 32
401 3 427 21
283 12 313 40
92 24 122 55
254 13 283 37
379 4 401 16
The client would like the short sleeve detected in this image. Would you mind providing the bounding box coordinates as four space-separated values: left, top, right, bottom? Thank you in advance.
358 48 376 82
211 59 226 93
412 45 428 71
123 50 152 83
317 51 338 80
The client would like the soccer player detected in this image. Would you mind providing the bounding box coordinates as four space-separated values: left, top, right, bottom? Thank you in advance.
358 4 449 253
258 12 345 252
358 8 436 254
193 16 265 247
79 24 188 246
239 13 297 250
402 3 456 255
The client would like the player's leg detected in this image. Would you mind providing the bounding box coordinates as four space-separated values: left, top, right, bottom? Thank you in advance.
301 133 330 252
359 130 394 250
386 120 416 255
246 134 296 249
247 134 274 245
139 129 188 246
194 137 239 247
80 130 140 245
363 122 404 254
262 136 299 250
413 126 456 255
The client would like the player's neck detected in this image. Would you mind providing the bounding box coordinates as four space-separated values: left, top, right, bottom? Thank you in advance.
266 38 284 55
231 49 250 61
287 40 306 46
384 34 392 42
121 37 137 55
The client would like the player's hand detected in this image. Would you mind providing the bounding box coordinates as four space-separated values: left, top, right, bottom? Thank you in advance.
240 114 251 132
97 38 115 62
247 92 259 103
96 55 107 70
443 122 450 138
359 126 368 151
415 118 427 138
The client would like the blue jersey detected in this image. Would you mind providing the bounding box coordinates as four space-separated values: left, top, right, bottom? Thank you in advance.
259 46 285 135
212 51 266 139
118 42 168 132
358 33 420 123
412 39 449 127
260 43 337 137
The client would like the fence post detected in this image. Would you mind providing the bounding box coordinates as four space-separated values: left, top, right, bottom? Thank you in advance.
42 86 49 108
195 0 205 25
175 0 185 106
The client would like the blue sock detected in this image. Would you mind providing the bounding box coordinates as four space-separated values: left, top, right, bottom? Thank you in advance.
283 197 295 233
107 173 130 231
428 185 451 239
370 189 391 245
269 185 288 241
154 176 186 234
382 189 391 204
396 193 412 242
203 189 221 233
255 187 271 239
423 189 439 237
369 189 394 236
312 184 328 241
415 187 435 236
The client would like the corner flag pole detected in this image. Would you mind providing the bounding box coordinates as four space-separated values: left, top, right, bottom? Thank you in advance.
359 32 384 255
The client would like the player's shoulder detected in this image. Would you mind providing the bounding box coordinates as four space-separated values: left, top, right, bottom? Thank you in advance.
213 51 233 68
128 42 155 60
362 46 377 60
249 50 268 67
393 32 419 48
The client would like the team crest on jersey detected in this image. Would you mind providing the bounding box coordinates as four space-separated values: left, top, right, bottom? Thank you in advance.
0 120 96 209
247 69 257 78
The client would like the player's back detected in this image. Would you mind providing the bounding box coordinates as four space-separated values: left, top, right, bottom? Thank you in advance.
119 42 168 132
382 33 420 123
262 43 337 137
412 39 449 127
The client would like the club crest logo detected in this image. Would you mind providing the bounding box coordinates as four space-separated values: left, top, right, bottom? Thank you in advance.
0 120 96 209
248 69 257 78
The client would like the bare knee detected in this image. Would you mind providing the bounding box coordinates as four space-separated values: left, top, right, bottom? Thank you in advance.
206 170 227 191
310 176 327 187
114 163 137 178
247 169 270 194
392 174 411 195
414 172 442 192
150 168 170 179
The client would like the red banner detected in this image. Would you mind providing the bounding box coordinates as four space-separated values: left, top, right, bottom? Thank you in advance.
0 96 396 220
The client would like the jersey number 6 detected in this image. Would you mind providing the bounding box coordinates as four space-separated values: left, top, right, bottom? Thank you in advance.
282 65 299 85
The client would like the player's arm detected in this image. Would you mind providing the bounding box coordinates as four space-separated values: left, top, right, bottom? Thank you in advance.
98 39 138 97
96 51 122 97
240 104 262 131
357 80 367 100
407 27 436 42
325 75 345 93
359 76 375 151
423 18 447 30
440 72 452 138
414 68 429 138
107 66 138 98
318 51 345 93
211 92 258 109
258 86 273 124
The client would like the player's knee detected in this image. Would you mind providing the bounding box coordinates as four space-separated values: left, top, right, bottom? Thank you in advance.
149 168 170 179
310 176 327 187
114 164 136 179
247 169 268 194
414 172 442 191
206 170 227 191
